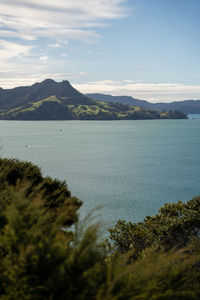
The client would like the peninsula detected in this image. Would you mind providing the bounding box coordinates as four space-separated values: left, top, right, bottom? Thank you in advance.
0 79 187 120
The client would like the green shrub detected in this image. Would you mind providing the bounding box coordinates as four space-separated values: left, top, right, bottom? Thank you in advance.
0 158 82 228
106 197 200 258
0 158 199 299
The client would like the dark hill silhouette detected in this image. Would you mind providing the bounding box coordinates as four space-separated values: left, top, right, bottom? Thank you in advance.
86 93 149 107
0 79 92 110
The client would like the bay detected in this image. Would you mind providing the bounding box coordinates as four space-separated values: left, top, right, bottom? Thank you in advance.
0 118 200 227
188 114 200 119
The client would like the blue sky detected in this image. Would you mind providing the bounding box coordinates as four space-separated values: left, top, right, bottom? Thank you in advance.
0 0 199 102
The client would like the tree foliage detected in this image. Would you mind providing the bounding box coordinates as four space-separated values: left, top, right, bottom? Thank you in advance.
106 197 200 258
0 158 199 299
0 158 82 228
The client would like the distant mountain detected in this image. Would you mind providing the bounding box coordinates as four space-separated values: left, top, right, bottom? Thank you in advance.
86 93 150 107
0 79 92 111
86 93 200 114
0 80 187 120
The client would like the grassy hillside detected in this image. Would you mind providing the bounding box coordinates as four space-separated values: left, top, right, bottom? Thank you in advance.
0 95 187 120
87 93 200 114
0 79 187 120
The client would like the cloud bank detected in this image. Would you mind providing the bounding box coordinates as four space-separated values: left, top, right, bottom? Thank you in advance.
0 0 127 42
1 76 200 102
0 0 128 88
0 1 198 102
74 80 200 102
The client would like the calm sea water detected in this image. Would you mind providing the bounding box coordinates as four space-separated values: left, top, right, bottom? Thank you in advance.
0 117 200 226
188 114 200 119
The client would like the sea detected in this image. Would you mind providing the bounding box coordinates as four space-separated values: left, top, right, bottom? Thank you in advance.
0 114 200 227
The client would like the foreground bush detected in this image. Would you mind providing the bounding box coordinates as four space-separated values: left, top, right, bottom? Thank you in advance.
0 158 199 299
0 158 82 227
106 197 200 258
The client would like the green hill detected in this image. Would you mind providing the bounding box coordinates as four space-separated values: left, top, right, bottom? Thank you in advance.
0 79 187 120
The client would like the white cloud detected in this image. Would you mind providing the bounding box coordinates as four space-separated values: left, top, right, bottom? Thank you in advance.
0 0 127 42
48 43 61 48
0 1 128 83
0 30 35 40
0 40 32 61
39 55 48 60
73 80 200 102
0 72 87 89
1 75 200 102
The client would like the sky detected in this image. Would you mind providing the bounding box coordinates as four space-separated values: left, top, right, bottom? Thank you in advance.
0 0 200 102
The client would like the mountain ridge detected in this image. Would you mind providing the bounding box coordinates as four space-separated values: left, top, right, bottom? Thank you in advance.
86 93 200 114
0 79 91 111
0 79 187 120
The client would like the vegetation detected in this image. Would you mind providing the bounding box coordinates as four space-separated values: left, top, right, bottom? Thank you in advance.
0 158 82 227
0 96 187 120
86 93 200 114
0 158 199 299
105 197 200 257
0 79 187 120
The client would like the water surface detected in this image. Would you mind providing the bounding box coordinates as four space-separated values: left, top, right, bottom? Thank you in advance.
0 118 200 226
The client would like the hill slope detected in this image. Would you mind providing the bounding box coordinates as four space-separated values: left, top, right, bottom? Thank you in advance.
0 80 187 120
0 79 92 111
86 93 200 114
